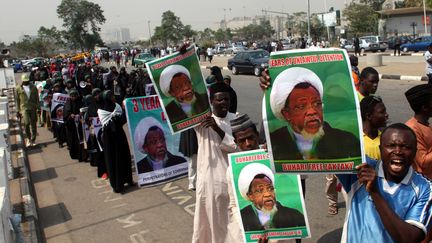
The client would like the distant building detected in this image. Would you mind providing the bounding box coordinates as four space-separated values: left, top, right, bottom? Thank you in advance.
378 7 432 37
102 28 132 42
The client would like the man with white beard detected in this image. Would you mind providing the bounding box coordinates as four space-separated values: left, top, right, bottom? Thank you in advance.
238 163 305 231
268 67 360 161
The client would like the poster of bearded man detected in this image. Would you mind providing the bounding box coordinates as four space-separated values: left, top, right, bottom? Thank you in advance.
229 150 310 242
263 49 364 173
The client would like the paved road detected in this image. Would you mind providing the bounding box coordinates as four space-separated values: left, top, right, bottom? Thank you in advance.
19 60 422 242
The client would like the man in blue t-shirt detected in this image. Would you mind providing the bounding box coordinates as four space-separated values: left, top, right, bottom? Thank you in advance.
338 123 432 243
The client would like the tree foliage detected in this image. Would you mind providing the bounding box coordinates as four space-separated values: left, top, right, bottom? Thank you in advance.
395 0 432 7
57 0 105 51
153 11 187 47
343 2 378 35
213 28 233 42
236 20 275 41
359 0 386 11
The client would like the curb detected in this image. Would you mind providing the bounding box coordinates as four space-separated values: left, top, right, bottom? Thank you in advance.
379 74 428 81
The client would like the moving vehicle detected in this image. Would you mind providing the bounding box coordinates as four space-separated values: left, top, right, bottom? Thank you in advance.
227 49 269 76
400 36 432 52
134 53 156 67
224 44 247 54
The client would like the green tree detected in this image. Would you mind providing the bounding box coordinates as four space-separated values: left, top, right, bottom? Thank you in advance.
213 28 233 42
343 2 379 35
153 11 185 47
400 0 432 7
236 20 275 41
359 0 386 11
183 25 197 39
57 0 106 51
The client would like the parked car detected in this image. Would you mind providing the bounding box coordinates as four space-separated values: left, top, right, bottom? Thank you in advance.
341 41 355 52
134 53 156 67
10 60 24 73
224 45 247 54
227 50 269 76
400 36 432 52
281 40 296 50
359 36 388 52
387 35 412 49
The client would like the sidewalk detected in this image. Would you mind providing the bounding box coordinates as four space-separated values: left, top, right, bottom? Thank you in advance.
199 55 428 82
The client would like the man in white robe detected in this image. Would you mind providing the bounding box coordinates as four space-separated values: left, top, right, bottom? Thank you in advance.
192 83 237 243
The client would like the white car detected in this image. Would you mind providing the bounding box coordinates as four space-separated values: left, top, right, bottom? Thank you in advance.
359 36 387 52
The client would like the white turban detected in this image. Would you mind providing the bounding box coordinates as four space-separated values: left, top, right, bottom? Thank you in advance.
134 117 164 154
159 65 191 97
238 163 274 201
270 67 323 120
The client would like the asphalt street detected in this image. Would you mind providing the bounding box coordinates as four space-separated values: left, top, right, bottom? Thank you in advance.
21 55 424 243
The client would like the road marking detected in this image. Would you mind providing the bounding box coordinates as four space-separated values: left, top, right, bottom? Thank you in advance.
184 204 195 216
161 182 178 192
91 178 110 189
112 203 127 209
116 213 142 228
104 193 122 202
172 195 192 205
130 230 150 243
166 189 183 195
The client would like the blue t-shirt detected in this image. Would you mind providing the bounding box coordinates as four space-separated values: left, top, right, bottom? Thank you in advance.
338 157 432 243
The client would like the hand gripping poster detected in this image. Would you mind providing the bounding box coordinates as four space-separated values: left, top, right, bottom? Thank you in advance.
263 49 364 173
146 45 211 134
51 93 69 123
124 95 188 187
229 150 310 242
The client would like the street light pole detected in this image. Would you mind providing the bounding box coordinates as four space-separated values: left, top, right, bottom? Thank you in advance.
148 21 153 47
423 0 428 34
307 0 311 41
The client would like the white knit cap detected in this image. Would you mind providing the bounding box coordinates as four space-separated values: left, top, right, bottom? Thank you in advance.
134 117 164 154
270 67 323 120
159 64 191 97
238 163 274 201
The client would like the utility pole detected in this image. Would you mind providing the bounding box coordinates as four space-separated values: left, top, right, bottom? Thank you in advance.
223 8 232 30
148 21 153 47
261 9 291 38
423 0 428 34
307 0 311 41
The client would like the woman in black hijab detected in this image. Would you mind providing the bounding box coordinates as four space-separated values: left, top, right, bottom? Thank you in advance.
63 89 84 161
97 90 134 193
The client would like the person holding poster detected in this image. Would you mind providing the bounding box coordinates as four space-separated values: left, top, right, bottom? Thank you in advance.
192 83 237 243
338 124 432 243
159 64 209 124
134 117 186 173
238 163 306 231
51 83 68 148
268 67 360 161
63 89 83 161
98 90 134 193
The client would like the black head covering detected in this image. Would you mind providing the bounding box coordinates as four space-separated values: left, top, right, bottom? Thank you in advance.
210 66 224 82
405 84 432 112
101 90 115 112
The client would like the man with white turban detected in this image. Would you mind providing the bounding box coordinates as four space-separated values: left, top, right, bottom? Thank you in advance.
268 67 360 161
134 117 186 174
238 163 305 231
159 64 210 124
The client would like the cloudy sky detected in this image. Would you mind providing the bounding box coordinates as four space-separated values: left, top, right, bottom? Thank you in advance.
0 0 349 44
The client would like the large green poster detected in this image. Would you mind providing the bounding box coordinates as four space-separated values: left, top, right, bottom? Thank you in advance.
146 45 211 134
229 150 310 242
263 49 364 173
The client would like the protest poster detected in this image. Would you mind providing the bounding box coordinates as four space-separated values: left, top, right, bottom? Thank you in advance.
263 49 364 173
92 117 103 151
146 45 211 134
51 93 69 123
229 149 310 242
35 81 51 111
124 95 188 187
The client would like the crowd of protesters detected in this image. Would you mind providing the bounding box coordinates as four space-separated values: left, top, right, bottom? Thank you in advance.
14 42 432 243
